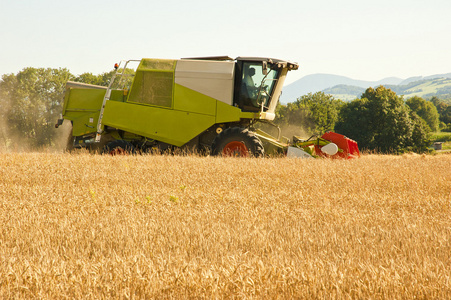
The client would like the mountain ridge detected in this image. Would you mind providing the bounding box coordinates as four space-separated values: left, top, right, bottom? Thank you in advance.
281 73 451 103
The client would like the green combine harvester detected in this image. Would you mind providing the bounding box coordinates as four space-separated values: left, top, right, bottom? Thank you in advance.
56 56 359 158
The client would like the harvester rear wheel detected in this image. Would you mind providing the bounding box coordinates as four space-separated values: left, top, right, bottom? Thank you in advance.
211 127 264 157
103 140 135 155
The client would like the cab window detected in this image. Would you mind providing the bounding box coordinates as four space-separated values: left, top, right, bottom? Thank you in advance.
238 62 279 111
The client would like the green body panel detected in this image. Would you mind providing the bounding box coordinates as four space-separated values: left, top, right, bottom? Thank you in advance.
62 88 128 136
138 59 177 71
215 101 241 123
63 88 105 114
71 112 99 136
63 88 105 136
102 101 216 147
110 90 127 102
127 59 176 108
174 84 216 115
215 101 260 123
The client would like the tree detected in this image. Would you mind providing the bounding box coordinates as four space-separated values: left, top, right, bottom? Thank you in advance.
406 96 440 131
430 96 451 125
275 92 343 135
0 67 73 149
335 86 430 153
74 70 115 86
408 111 432 152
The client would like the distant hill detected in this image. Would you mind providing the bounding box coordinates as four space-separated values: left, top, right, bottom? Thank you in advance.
322 85 366 101
280 74 403 103
280 73 451 103
400 73 451 85
387 78 451 98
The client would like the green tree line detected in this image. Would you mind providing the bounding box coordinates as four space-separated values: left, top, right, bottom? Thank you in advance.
1 67 450 153
277 87 447 153
0 68 114 150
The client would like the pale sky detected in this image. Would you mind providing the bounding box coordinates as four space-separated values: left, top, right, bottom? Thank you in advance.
1 0 450 84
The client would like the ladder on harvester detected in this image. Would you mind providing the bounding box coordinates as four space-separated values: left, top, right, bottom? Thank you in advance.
95 60 140 142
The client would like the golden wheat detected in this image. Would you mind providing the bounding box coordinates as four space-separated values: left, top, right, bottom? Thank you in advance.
0 152 450 298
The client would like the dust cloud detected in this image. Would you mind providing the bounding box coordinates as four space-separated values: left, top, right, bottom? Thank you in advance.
0 115 72 153
52 121 73 152
278 124 313 140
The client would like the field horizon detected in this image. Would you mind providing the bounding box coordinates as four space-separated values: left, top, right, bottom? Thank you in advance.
1 153 450 298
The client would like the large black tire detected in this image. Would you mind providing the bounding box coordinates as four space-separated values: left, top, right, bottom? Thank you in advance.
211 127 264 157
103 140 135 155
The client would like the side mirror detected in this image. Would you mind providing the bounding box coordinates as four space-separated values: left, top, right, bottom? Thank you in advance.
262 61 268 75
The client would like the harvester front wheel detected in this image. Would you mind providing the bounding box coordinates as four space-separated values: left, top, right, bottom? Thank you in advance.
103 140 135 155
211 127 264 157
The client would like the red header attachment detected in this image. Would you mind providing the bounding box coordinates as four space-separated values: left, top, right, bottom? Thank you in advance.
315 132 360 159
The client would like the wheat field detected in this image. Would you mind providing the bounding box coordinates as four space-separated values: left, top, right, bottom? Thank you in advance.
0 152 450 298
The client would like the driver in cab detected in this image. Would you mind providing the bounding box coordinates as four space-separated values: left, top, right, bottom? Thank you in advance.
243 67 258 101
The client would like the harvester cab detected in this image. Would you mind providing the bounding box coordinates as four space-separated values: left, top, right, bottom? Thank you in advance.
56 56 359 158
233 57 298 117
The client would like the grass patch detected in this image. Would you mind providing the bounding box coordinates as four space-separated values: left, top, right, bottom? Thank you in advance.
431 132 451 150
431 131 451 142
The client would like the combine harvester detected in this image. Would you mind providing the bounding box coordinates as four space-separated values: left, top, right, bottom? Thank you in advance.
56 56 359 158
